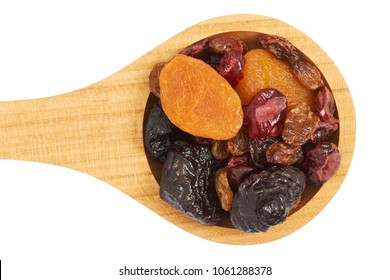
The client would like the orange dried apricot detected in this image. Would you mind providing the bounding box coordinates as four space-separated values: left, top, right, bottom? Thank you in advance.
235 49 315 110
159 54 243 140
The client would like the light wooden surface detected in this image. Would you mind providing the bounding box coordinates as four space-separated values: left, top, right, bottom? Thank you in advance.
0 14 355 245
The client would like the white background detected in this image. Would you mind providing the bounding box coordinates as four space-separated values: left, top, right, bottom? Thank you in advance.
0 0 388 279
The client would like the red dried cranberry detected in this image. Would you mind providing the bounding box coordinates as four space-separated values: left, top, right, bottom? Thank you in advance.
303 142 341 186
226 153 256 191
216 50 245 87
244 88 287 139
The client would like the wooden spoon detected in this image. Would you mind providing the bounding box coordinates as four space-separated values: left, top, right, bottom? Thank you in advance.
0 14 355 245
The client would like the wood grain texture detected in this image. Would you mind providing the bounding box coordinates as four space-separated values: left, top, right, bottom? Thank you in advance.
0 14 355 244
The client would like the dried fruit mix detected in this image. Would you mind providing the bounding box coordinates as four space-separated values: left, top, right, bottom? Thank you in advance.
144 31 341 233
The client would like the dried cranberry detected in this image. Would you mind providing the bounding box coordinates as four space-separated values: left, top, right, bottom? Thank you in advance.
312 86 339 142
148 62 166 98
180 38 210 59
215 50 245 87
244 88 287 139
226 153 256 191
303 142 341 186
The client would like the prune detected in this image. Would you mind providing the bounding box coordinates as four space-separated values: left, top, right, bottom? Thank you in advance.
215 168 234 211
282 105 319 146
291 60 324 91
226 153 256 191
144 99 177 162
148 62 166 98
230 165 306 233
227 125 250 156
303 142 341 186
266 142 303 165
258 34 300 64
160 141 226 225
249 136 279 168
312 86 339 142
211 140 230 160
244 88 287 139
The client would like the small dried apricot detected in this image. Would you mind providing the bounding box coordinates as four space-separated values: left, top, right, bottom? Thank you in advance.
235 49 315 110
159 54 243 140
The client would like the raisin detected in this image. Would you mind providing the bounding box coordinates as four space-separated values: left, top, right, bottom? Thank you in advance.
148 62 166 98
226 153 257 191
266 142 303 165
215 168 234 211
211 140 230 160
303 142 341 186
209 37 238 53
160 141 226 225
291 60 324 91
144 99 178 162
244 88 287 139
227 125 250 156
282 105 319 146
249 136 279 168
258 34 300 64
230 165 306 233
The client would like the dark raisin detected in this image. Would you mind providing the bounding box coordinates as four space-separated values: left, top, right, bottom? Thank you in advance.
249 136 279 168
266 142 303 165
244 88 287 139
282 105 319 146
303 142 341 186
227 125 250 156
291 60 324 91
160 141 226 225
230 165 306 233
258 34 300 64
144 99 177 162
148 62 166 98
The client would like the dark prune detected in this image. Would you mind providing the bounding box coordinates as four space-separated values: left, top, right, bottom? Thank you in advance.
148 62 166 98
266 142 303 165
226 153 256 191
160 141 226 225
244 88 287 139
249 136 278 168
303 142 341 186
230 165 306 233
311 86 339 142
258 34 300 64
144 99 177 162
282 105 319 146
291 60 324 91
227 125 250 156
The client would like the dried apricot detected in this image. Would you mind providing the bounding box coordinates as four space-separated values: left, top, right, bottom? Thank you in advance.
235 49 315 110
159 54 243 140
